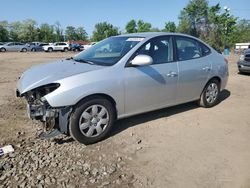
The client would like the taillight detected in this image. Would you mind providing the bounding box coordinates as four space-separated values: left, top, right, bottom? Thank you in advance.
224 58 229 64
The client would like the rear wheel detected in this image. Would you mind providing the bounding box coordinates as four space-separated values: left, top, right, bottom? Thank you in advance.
48 48 53 52
69 97 115 145
64 48 69 52
31 48 36 52
198 79 220 108
0 48 6 52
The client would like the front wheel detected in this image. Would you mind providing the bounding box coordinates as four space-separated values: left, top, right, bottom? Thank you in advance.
69 97 115 145
198 79 220 108
21 48 27 52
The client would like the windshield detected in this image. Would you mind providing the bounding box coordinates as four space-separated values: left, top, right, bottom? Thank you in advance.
74 37 144 66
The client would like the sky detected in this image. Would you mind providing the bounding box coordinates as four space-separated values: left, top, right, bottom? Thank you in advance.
1 0 250 35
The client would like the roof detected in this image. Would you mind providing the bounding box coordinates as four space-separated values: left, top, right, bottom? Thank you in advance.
117 32 194 39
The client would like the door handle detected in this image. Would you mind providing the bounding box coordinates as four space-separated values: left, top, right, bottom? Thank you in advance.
167 71 178 77
202 66 211 71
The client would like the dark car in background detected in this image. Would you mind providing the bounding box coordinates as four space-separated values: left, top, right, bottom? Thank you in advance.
30 43 49 52
238 49 250 73
69 43 84 52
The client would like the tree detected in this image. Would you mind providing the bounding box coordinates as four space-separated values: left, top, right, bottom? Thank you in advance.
235 19 250 43
18 19 38 42
39 23 54 42
137 20 152 32
163 22 176 32
92 22 119 41
125 19 137 33
9 21 22 41
178 0 237 49
76 27 88 41
54 21 64 42
65 26 77 40
178 0 209 36
0 21 9 41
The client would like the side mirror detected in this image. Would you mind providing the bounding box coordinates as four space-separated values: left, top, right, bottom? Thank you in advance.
130 55 153 66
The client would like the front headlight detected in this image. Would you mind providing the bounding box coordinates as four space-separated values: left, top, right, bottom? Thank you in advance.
239 54 245 61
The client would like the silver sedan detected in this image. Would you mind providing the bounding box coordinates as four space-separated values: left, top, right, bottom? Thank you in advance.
16 32 229 144
0 42 31 52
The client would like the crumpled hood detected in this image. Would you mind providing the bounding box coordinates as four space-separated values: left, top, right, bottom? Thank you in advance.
17 59 104 94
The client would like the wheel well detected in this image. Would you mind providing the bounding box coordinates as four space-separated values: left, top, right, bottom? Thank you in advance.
200 76 221 98
74 94 117 119
209 76 221 87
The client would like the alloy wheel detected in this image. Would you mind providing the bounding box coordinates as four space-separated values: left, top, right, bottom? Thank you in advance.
205 83 218 104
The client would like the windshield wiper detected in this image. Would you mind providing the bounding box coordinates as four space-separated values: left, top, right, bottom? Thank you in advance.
67 57 95 65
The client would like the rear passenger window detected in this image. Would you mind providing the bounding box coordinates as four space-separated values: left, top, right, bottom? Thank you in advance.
200 42 211 56
176 37 202 61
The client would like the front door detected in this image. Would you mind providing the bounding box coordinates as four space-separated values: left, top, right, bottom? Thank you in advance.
124 36 178 116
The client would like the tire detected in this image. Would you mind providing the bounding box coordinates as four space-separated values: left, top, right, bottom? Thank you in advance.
48 48 53 52
21 48 27 52
69 97 115 145
64 48 69 52
31 48 36 52
198 79 220 108
0 48 6 52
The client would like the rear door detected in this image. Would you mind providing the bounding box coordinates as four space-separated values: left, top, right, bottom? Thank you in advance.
174 36 212 103
124 36 178 115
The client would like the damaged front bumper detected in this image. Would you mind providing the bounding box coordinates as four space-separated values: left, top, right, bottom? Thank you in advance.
16 87 72 139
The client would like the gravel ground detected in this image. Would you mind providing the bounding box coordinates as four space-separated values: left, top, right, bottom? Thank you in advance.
0 52 249 188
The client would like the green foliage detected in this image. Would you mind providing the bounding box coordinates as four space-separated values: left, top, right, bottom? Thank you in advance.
125 20 152 33
163 22 176 32
235 19 250 42
137 20 152 32
0 21 9 41
0 19 88 43
178 0 209 36
125 20 137 33
92 22 119 41
178 0 238 49
65 26 88 41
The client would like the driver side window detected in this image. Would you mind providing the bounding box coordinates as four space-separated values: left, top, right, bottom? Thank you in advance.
136 36 173 64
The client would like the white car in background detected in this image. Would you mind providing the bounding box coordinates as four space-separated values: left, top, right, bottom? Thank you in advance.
83 42 96 50
43 42 70 52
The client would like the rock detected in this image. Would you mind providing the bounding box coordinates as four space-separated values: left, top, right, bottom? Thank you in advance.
117 157 122 162
37 174 44 181
8 153 16 158
107 166 116 174
98 181 110 188
3 163 13 170
19 181 27 188
89 178 96 184
91 168 99 177
136 146 143 151
45 177 51 184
